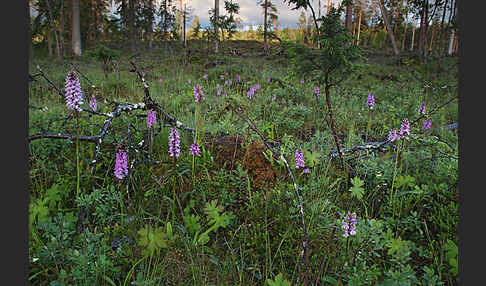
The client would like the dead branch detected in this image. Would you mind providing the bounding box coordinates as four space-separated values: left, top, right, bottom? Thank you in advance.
28 132 100 142
30 62 195 170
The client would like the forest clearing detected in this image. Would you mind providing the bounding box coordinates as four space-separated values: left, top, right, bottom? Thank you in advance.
28 0 458 285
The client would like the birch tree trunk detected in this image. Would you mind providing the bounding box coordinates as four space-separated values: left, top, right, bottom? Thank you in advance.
378 0 399 55
448 29 455 55
72 0 82 56
410 22 415 51
447 0 457 55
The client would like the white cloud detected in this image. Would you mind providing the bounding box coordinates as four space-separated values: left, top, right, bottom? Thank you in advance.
182 0 343 29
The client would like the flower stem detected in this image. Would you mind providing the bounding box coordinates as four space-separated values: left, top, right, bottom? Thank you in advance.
76 113 80 199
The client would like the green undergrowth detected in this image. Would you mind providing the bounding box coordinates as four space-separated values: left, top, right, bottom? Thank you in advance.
29 41 458 285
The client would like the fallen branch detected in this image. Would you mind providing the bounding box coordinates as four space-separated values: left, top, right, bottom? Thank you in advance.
28 132 100 142
31 61 195 168
328 122 458 159
91 102 147 165
129 61 195 134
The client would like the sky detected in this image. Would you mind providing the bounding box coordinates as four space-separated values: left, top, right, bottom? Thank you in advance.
182 0 342 29
32 0 343 30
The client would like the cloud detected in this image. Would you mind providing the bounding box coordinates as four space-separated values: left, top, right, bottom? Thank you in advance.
180 0 342 29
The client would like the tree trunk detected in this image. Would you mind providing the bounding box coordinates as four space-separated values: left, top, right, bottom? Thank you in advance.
428 23 436 55
410 22 415 51
264 0 268 52
452 32 458 54
444 0 455 56
419 0 429 57
448 29 455 55
59 0 65 57
436 0 448 56
46 0 61 58
148 0 154 50
392 2 400 42
418 6 425 53
183 4 187 47
345 2 353 32
447 0 457 55
90 0 95 45
327 0 330 14
47 29 53 57
121 0 127 33
436 0 449 74
72 0 82 56
377 0 399 55
366 2 375 47
401 0 408 50
214 0 219 53
180 0 183 44
128 0 136 53
356 9 362 46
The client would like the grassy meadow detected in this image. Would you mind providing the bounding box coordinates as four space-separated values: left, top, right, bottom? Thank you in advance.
28 40 458 285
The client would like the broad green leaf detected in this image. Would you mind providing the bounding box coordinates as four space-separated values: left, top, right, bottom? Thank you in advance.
349 177 365 200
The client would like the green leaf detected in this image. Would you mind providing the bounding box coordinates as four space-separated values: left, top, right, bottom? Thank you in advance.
349 177 365 200
386 237 410 259
304 150 321 168
445 239 458 276
45 183 62 209
265 273 291 286
137 225 168 255
184 214 201 235
204 200 224 219
322 276 338 284
166 221 173 240
30 198 50 224
197 232 210 246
